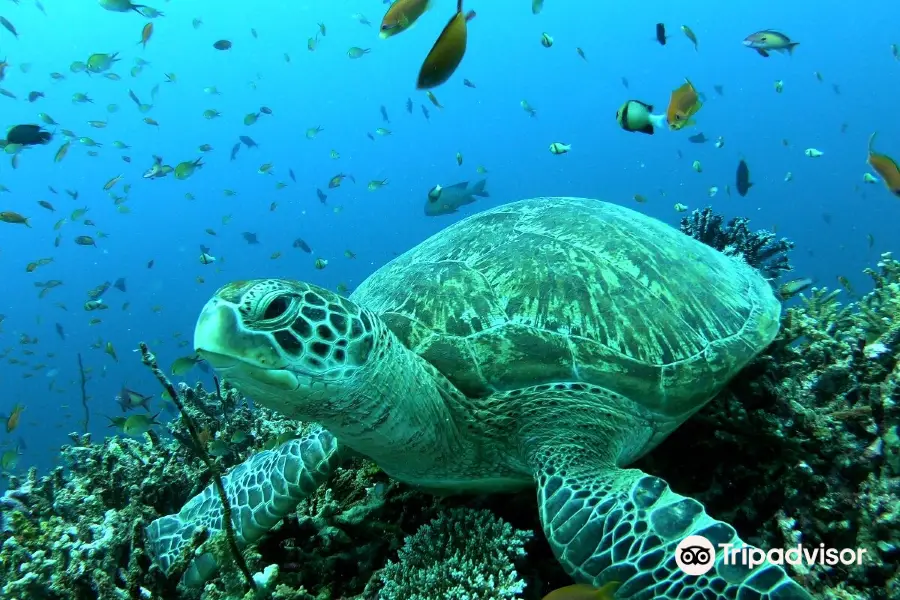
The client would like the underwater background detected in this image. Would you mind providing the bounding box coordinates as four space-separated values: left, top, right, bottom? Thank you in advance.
0 0 899 599
0 0 898 474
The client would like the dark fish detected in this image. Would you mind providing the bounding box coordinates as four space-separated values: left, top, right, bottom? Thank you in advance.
736 159 752 196
463 78 476 88
832 83 840 95
293 238 311 253
687 132 707 144
200 244 211 254
6 124 52 146
289 168 296 182
366 132 375 141
239 135 258 148
0 16 18 38
655 23 666 45
416 0 476 89
621 77 629 88
380 105 390 122
316 188 327 203
406 97 413 113
147 259 154 269
424 179 489 216
213 39 232 50
242 232 259 244
230 142 241 160
55 322 65 340
421 104 430 120
821 213 832 225
27 91 44 102
113 277 127 292
713 84 724 95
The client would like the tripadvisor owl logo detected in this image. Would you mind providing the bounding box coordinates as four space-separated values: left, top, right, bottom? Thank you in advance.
674 534 869 576
675 535 716 575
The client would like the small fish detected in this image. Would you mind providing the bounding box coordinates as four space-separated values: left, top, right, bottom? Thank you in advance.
867 132 900 197
616 100 666 135
316 188 327 203
540 32 553 48
213 39 232 50
171 355 202 376
774 80 784 93
139 22 153 48
521 99 537 117
380 0 431 39
736 159 752 196
0 16 19 39
674 203 688 212
778 278 814 301
5 403 24 433
0 211 31 227
804 148 824 158
199 252 216 264
666 79 702 130
743 30 799 58
549 142 570 155
681 25 698 50
347 47 371 59
655 23 667 45
424 179 488 216
121 412 161 436
314 258 328 270
416 0 476 89
692 160 702 173
542 582 621 600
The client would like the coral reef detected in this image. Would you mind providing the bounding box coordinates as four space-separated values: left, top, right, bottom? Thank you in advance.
1 239 898 600
680 206 795 278
641 251 900 600
366 508 531 600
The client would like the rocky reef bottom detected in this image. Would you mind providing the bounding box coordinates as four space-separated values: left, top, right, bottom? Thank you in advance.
1 254 898 599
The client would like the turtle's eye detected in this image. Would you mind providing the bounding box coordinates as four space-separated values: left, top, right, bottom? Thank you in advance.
263 295 291 320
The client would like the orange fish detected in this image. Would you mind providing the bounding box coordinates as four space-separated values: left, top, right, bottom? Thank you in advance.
416 0 476 90
543 582 621 600
6 403 25 433
380 0 431 39
666 78 702 131
139 22 153 49
867 132 900 197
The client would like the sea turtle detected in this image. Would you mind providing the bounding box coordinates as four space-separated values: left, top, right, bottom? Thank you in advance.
147 197 811 598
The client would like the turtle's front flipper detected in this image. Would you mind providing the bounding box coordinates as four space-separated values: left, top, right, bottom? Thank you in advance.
532 450 812 599
146 427 340 586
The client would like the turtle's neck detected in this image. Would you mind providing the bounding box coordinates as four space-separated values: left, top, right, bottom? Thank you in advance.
319 318 469 480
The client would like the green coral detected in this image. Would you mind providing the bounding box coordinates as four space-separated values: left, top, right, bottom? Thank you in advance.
367 508 531 600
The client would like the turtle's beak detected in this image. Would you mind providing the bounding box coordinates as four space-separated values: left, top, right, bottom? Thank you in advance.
194 297 287 370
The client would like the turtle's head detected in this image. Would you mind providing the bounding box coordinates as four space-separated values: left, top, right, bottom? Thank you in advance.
194 279 377 418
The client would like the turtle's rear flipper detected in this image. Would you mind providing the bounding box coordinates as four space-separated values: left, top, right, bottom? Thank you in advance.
532 452 813 599
145 427 340 586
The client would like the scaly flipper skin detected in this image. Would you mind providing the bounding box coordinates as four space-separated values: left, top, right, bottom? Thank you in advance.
532 449 812 599
145 427 340 585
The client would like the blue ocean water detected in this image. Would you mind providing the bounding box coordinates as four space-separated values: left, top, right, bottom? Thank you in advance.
0 0 898 477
